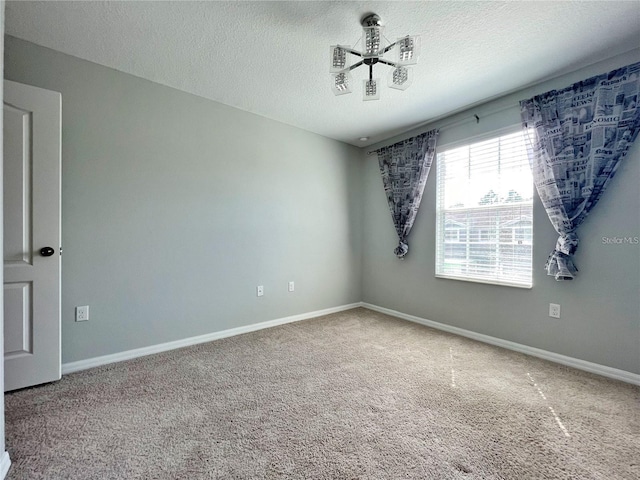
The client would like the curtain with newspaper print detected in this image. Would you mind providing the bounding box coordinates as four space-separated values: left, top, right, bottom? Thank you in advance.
377 130 439 258
520 62 640 280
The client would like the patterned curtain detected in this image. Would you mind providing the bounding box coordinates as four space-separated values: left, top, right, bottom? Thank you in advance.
377 130 439 258
520 62 640 280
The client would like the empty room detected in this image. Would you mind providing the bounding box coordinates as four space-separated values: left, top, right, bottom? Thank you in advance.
0 1 639 479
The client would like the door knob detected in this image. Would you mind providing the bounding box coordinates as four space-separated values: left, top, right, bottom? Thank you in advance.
40 247 55 257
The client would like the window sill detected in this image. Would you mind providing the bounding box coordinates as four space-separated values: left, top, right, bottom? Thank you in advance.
435 273 532 289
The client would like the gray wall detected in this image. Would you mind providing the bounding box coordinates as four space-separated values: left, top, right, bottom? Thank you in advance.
5 36 363 364
4 36 638 375
1 0 7 465
362 50 640 374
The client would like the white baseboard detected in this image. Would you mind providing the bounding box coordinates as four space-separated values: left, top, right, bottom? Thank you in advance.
362 303 640 386
62 301 639 386
0 451 11 480
62 303 362 375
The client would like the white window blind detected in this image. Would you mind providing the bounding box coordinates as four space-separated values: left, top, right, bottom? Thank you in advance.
436 129 533 288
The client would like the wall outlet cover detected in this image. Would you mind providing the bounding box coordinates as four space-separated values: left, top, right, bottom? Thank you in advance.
76 305 89 322
549 303 561 318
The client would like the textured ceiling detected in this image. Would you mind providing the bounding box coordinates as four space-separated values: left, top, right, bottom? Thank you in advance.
5 1 640 147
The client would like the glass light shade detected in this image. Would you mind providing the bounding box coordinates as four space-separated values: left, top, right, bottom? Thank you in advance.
363 78 381 101
396 35 420 65
362 26 383 57
329 45 350 73
331 72 353 96
388 66 413 90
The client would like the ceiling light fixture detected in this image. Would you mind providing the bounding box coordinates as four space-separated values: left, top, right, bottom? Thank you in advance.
330 13 420 101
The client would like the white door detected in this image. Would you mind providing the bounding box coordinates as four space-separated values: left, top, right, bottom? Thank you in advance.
3 80 61 391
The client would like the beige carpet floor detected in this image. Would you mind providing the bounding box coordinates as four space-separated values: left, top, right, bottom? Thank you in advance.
5 308 639 479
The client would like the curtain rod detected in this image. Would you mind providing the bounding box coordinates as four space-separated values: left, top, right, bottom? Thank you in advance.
366 103 516 155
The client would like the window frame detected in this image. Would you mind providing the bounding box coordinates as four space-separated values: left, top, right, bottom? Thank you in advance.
435 125 534 289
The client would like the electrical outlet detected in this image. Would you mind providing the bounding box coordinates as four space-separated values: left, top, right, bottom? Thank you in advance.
288 281 295 292
549 303 561 318
76 305 89 322
257 285 264 297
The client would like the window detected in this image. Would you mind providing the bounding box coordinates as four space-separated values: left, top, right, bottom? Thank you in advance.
435 129 533 288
